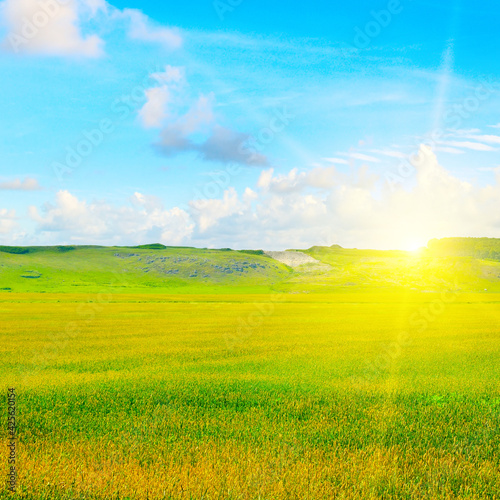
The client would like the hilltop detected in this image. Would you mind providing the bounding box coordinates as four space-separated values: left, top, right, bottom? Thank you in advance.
0 238 499 293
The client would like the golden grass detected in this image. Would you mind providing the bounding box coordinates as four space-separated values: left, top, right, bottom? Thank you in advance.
1 293 499 499
11 439 500 499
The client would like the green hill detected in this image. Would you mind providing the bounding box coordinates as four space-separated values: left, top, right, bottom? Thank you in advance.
297 242 500 292
0 245 290 294
0 238 499 293
427 237 500 259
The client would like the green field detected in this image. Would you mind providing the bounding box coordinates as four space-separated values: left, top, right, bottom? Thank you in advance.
1 239 500 498
1 291 499 499
1 240 500 295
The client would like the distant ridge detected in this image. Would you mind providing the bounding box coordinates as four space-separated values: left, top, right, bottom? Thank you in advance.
428 237 500 259
1 237 499 256
0 238 499 293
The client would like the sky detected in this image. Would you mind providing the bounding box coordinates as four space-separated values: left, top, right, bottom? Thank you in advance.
0 0 499 251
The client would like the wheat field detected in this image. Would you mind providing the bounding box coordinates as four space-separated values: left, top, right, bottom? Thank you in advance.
1 292 499 499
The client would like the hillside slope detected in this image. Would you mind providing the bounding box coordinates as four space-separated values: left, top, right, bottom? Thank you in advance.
427 237 500 259
0 245 291 293
1 238 499 293
296 240 500 292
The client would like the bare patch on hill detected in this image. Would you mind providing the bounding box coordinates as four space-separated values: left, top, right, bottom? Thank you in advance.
264 251 323 268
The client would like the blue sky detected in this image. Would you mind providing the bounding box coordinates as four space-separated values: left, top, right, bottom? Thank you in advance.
0 0 499 250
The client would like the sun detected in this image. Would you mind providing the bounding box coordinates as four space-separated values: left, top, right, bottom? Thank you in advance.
403 239 427 253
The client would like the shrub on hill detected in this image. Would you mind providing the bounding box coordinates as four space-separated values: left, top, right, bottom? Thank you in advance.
134 244 168 250
0 246 29 254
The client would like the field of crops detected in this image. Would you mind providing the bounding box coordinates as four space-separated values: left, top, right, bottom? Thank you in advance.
1 292 500 499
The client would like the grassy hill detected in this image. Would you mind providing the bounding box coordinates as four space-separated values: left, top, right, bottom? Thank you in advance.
1 238 499 293
295 241 500 292
0 245 290 294
427 237 500 259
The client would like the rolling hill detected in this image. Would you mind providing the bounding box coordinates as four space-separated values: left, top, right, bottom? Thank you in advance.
0 238 499 293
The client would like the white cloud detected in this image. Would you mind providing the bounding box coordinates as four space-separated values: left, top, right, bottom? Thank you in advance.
0 177 41 190
138 66 186 128
156 94 215 152
258 168 306 193
441 141 495 152
123 8 182 50
344 153 381 163
369 149 407 159
139 86 171 128
322 157 349 165
29 190 194 245
136 64 270 166
154 93 268 166
307 166 344 189
466 134 500 145
20 147 500 251
138 66 268 166
190 188 244 232
198 126 267 166
434 146 464 154
1 0 104 57
152 65 185 85
257 166 339 193
82 0 107 16
188 145 500 250
0 2 185 57
0 209 17 234
477 167 499 172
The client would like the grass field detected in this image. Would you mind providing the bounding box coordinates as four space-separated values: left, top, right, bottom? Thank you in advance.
2 292 499 499
1 241 500 294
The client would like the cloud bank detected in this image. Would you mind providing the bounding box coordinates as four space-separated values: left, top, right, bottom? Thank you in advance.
13 146 500 250
0 177 41 190
1 0 105 56
138 67 269 166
